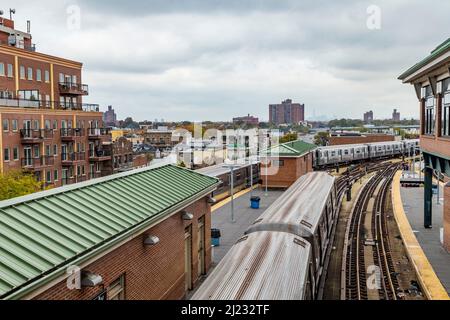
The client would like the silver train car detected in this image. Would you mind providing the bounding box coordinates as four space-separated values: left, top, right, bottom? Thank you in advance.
192 172 338 300
314 139 419 168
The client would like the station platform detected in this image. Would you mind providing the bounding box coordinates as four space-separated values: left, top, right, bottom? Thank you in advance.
392 172 450 299
211 188 284 263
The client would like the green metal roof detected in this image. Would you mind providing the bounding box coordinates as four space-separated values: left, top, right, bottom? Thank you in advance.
398 38 450 80
263 139 317 157
0 164 219 299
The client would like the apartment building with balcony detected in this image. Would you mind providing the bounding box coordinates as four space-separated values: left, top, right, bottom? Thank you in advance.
0 16 110 187
399 38 450 251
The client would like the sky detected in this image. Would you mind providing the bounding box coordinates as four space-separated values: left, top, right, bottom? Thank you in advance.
5 0 450 122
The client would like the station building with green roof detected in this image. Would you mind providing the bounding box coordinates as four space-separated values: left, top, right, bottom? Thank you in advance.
260 139 317 189
0 164 219 300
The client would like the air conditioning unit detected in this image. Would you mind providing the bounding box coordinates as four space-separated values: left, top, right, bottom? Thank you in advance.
8 34 16 46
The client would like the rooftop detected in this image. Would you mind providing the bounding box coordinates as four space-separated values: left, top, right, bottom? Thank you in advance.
263 139 317 157
398 38 450 81
0 164 219 299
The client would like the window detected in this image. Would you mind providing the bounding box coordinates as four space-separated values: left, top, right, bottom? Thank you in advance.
7 64 13 77
424 85 435 135
13 147 19 161
442 78 450 137
45 120 51 130
54 169 59 181
2 119 9 131
33 120 39 130
4 148 10 161
46 171 52 183
45 145 51 156
0 63 4 76
20 66 25 79
273 159 285 167
53 120 58 130
27 67 33 80
107 275 125 300
53 144 58 156
59 73 64 83
44 70 50 82
36 69 42 81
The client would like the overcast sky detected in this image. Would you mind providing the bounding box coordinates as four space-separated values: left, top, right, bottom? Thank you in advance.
6 1 450 121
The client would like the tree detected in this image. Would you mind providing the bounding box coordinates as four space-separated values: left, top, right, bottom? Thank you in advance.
314 132 330 146
279 132 298 143
0 170 44 201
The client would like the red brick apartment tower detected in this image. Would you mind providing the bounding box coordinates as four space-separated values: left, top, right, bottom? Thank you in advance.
0 16 110 187
269 99 305 125
399 38 450 251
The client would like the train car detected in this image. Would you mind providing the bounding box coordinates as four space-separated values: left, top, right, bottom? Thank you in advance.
191 231 314 300
195 162 260 201
245 172 337 297
314 144 368 167
367 141 403 159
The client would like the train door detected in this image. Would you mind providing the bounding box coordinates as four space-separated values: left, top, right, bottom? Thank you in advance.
184 226 193 291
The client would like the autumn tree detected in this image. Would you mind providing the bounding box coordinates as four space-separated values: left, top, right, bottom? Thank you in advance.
0 170 44 201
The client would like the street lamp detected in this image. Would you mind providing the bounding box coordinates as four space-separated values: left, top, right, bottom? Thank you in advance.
223 163 240 223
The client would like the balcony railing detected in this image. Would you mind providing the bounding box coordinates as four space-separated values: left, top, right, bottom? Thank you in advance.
60 128 85 139
88 128 111 138
61 177 75 186
61 152 86 163
20 129 54 141
21 156 55 168
0 97 99 112
58 82 89 95
89 148 112 159
0 40 36 52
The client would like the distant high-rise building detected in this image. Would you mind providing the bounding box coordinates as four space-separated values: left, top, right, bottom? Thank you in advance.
392 109 400 122
233 114 259 126
364 110 374 123
269 99 305 125
103 105 117 126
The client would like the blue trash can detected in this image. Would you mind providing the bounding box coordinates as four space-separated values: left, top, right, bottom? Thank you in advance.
250 196 261 209
211 228 221 246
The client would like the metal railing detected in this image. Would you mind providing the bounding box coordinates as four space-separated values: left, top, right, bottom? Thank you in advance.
88 128 111 137
0 40 36 52
60 128 85 138
21 156 55 168
0 97 99 112
88 148 112 158
61 152 86 162
58 82 89 95
20 129 54 140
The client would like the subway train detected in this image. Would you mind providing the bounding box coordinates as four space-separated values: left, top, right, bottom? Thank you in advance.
195 162 260 201
191 172 338 300
314 139 419 168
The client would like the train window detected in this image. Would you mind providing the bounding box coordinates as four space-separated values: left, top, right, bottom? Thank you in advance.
331 151 335 157
344 150 349 155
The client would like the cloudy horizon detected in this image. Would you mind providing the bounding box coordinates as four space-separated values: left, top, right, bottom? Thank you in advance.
5 1 450 122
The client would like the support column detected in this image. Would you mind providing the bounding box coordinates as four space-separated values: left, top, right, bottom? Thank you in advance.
424 166 433 228
444 182 450 252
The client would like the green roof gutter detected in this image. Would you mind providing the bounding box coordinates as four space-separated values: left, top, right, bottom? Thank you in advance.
3 182 219 300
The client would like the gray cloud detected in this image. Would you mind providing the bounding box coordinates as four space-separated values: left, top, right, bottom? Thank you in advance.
4 0 450 121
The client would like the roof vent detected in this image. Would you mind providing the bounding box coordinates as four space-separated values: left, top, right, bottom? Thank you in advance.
181 211 194 220
81 271 103 287
144 235 160 246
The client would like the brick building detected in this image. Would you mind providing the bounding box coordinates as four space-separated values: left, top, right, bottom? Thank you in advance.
328 133 395 146
399 38 450 251
0 164 219 300
103 105 117 127
144 127 180 151
392 109 401 122
269 99 305 125
232 114 259 126
261 139 316 188
0 17 109 187
363 110 374 123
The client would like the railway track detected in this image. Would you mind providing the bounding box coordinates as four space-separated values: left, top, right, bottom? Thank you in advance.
341 162 401 300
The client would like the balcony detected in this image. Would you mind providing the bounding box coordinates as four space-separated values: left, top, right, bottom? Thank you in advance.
61 177 75 186
89 172 102 179
58 82 89 96
88 128 111 139
60 128 85 141
88 148 112 162
0 96 99 112
113 161 134 172
61 152 86 166
21 156 55 169
20 129 53 143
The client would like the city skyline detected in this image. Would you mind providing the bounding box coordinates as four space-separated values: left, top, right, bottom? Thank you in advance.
5 1 450 122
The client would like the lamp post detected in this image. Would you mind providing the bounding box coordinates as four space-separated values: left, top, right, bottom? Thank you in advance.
223 163 240 223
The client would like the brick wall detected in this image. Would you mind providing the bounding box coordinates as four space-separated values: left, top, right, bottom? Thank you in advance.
444 183 450 252
328 134 395 146
262 153 313 188
34 197 212 300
